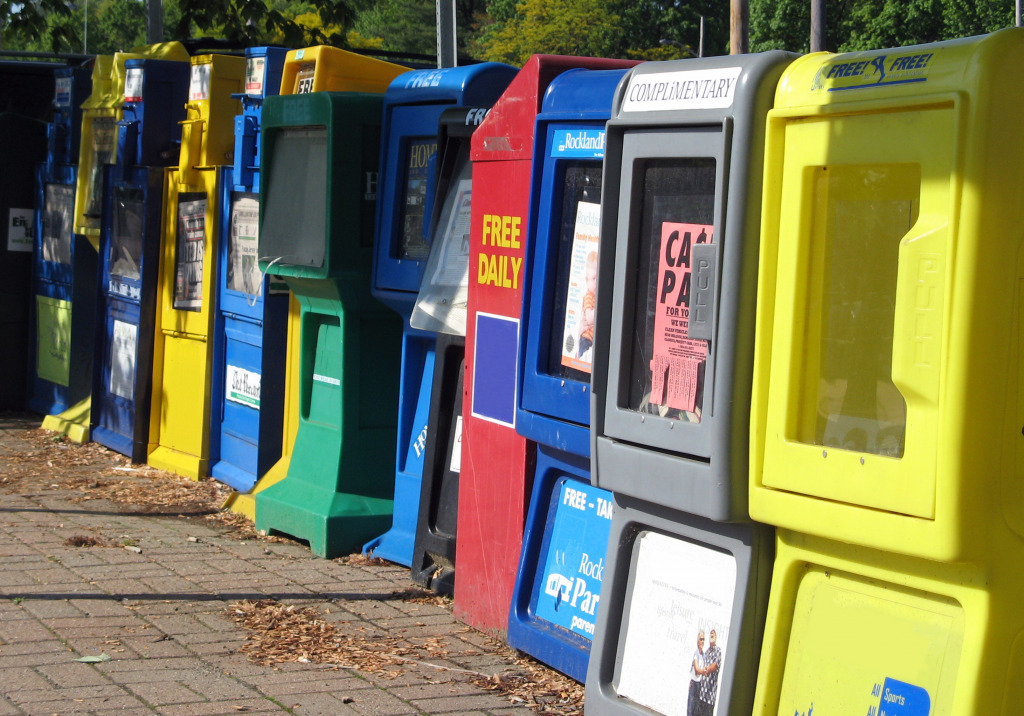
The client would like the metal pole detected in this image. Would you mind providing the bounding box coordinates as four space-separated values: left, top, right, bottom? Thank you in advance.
1017 0 1021 27
436 0 457 68
811 0 826 52
699 16 704 58
83 0 88 54
148 0 163 43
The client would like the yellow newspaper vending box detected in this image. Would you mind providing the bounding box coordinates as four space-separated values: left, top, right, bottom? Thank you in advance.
148 54 244 479
750 30 1024 715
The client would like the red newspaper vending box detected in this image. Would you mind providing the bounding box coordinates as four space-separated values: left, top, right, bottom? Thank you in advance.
458 54 638 635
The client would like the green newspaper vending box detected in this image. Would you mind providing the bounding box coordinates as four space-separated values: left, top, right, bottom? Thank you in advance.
254 50 406 557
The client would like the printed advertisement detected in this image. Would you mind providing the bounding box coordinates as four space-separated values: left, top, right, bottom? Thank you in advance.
617 532 736 716
649 221 712 417
174 196 207 311
226 365 261 409
430 179 472 288
228 194 261 296
560 201 600 373
42 184 75 264
110 320 138 400
533 479 614 640
7 207 33 252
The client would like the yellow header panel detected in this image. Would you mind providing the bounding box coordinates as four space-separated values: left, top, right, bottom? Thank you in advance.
280 45 406 95
750 28 1024 562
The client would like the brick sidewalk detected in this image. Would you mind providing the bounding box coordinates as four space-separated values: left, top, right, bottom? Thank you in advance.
0 415 572 716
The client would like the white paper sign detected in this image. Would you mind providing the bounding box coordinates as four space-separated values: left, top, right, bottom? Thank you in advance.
124 68 144 102
246 56 266 95
449 415 463 473
7 208 33 252
621 67 742 113
189 64 211 101
110 320 138 400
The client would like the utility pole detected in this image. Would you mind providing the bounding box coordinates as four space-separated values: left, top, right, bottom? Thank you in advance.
148 0 163 43
730 0 748 55
811 0 826 52
437 0 456 68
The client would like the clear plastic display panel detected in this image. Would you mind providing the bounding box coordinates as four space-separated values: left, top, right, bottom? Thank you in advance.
396 137 437 261
603 127 727 459
260 126 329 269
547 163 602 384
110 185 145 282
42 184 75 265
174 192 207 312
410 148 473 336
227 191 262 296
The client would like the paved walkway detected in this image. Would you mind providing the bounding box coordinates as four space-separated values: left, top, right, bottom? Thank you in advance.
0 413 579 716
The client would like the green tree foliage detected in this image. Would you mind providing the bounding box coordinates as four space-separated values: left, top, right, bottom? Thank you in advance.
750 0 1015 54
473 0 729 65
350 0 485 58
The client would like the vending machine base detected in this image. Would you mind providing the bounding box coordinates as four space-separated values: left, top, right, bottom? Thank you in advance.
256 483 394 560
253 292 402 559
41 397 92 443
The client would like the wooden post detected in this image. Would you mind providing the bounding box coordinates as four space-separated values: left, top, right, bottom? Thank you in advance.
730 0 748 54
811 0 826 52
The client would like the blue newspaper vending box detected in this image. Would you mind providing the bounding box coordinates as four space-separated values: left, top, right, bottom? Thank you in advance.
408 106 489 594
209 47 289 492
506 68 623 682
585 53 794 716
90 59 191 461
28 66 91 416
363 63 517 566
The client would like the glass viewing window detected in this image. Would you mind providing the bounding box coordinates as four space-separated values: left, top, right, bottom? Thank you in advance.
795 163 919 459
110 185 144 281
626 158 716 423
547 162 603 383
260 126 329 269
42 184 75 266
396 137 437 261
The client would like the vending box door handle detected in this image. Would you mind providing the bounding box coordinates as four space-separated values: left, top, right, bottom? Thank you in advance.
891 214 946 407
688 243 718 341
178 114 205 173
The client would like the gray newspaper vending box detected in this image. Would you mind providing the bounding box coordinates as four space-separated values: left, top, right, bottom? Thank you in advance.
586 52 794 716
